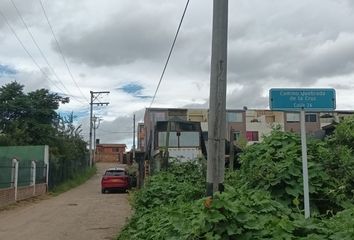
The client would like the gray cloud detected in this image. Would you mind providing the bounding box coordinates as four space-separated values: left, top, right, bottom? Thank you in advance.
55 1 192 67
302 33 354 79
1 0 354 146
0 1 40 30
88 108 145 146
227 84 268 109
330 83 354 90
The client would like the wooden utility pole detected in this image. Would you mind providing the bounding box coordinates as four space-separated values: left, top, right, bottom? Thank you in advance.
207 0 228 196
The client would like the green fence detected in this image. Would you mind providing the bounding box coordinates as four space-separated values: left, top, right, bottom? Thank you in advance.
0 146 48 189
0 145 89 190
36 161 47 184
0 158 13 188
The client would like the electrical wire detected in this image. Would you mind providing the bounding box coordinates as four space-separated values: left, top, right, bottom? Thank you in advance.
0 10 68 95
149 0 190 108
9 0 87 105
98 129 133 134
38 0 89 103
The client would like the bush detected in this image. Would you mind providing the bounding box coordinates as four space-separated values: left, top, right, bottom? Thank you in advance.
118 119 354 239
237 130 351 213
132 161 205 212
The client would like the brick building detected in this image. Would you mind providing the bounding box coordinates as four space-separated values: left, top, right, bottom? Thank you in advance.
95 144 126 163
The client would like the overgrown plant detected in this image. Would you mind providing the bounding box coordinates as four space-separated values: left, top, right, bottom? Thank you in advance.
118 119 354 239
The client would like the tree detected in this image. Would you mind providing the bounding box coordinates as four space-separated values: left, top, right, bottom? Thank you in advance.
0 82 27 134
0 82 63 145
0 81 89 188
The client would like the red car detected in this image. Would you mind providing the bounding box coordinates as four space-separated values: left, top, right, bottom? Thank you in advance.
101 167 130 193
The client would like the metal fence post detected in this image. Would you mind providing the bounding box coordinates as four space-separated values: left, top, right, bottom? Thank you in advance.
44 145 49 190
12 159 19 201
31 161 36 196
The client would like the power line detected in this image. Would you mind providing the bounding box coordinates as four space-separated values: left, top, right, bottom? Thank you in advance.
38 0 89 103
149 0 190 108
98 129 133 134
9 0 87 105
0 10 68 95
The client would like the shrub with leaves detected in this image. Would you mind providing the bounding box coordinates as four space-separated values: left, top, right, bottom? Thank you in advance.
237 130 343 213
132 161 205 212
118 119 354 239
119 184 297 240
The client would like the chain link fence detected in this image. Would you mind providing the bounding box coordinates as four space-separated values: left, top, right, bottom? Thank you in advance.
0 159 14 188
48 154 89 190
0 158 48 189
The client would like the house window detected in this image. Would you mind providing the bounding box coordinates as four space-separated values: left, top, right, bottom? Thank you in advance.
246 131 259 141
286 113 300 122
112 147 119 152
153 112 166 122
158 131 199 147
305 113 317 122
227 112 243 122
287 113 317 122
233 132 241 141
179 132 200 147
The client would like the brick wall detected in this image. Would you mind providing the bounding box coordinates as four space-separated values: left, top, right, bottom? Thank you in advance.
0 184 47 207
17 186 35 201
34 183 47 196
0 188 16 208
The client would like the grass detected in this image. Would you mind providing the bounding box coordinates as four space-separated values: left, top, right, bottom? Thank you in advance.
50 166 97 196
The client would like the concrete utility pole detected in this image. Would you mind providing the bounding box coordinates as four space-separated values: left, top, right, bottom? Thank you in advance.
92 115 101 164
89 91 110 167
132 114 136 163
207 0 228 196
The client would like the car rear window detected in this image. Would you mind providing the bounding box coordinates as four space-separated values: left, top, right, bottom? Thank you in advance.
104 170 126 176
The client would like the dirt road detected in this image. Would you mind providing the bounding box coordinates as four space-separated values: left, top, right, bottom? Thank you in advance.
0 163 132 240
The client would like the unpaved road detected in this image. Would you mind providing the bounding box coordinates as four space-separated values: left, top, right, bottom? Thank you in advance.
0 163 131 240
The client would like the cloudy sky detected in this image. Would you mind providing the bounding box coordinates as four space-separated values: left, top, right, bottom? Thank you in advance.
1 0 354 147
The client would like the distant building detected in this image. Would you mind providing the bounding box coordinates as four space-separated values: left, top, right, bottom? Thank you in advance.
284 112 321 135
140 108 353 156
137 123 145 151
226 109 246 146
245 110 285 143
95 144 126 163
142 108 246 162
319 111 354 137
320 111 354 128
143 108 205 166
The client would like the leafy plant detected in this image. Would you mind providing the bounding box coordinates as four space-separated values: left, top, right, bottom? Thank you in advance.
118 119 354 239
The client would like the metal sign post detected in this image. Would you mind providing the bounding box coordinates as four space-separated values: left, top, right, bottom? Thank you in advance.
300 109 310 218
269 88 336 219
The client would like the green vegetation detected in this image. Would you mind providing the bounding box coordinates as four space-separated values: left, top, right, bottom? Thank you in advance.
50 166 96 196
0 82 89 189
118 117 354 240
